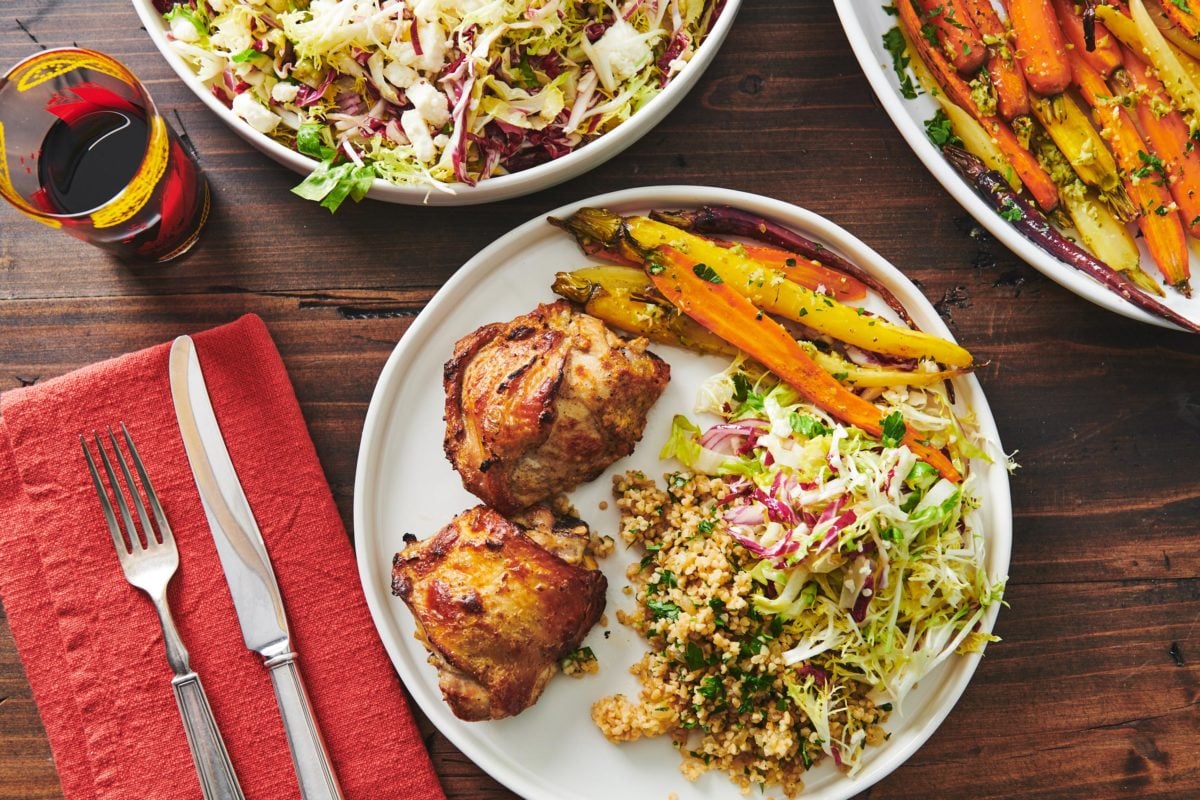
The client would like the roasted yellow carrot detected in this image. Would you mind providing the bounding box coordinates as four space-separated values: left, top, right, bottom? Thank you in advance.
645 245 963 482
1071 50 1191 292
1121 49 1200 238
708 240 869 300
553 208 977 367
1006 0 1074 95
961 0 1032 118
1051 0 1123 76
898 0 1060 210
1029 93 1124 196
551 267 962 387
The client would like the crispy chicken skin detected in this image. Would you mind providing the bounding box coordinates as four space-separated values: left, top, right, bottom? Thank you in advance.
391 505 607 721
443 300 669 514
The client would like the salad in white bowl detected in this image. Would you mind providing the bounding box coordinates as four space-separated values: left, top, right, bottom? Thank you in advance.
149 0 732 208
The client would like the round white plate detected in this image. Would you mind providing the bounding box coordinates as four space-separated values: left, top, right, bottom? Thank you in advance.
832 0 1200 332
130 1 740 206
354 186 1012 800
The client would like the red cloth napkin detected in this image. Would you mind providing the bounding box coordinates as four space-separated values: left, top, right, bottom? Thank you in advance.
0 314 445 800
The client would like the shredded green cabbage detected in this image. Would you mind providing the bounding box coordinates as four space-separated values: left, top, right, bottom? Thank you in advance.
673 361 1007 774
160 0 723 207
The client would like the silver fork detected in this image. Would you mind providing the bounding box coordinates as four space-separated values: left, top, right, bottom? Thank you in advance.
82 424 244 800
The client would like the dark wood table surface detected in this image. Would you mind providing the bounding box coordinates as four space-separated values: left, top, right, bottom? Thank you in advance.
2 1 1198 798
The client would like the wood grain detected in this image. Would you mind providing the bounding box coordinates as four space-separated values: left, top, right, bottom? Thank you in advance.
1 1 1198 799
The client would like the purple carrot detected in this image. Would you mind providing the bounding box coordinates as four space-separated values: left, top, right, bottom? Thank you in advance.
943 145 1200 334
649 205 918 327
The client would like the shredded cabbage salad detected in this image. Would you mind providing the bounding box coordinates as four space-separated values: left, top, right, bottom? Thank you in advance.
661 360 1007 773
159 0 723 209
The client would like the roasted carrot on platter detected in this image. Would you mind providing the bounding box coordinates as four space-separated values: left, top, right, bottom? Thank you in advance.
1051 0 1123 76
915 0 988 75
1119 48 1200 238
944 146 1200 331
898 0 1061 210
1005 0 1074 95
1070 49 1192 293
961 0 1032 118
1155 0 1200 40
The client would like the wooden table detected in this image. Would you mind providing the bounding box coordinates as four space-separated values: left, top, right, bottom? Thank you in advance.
2 1 1198 798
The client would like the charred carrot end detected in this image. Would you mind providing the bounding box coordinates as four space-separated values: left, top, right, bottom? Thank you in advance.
1052 0 1123 76
1008 0 1074 95
646 246 963 482
915 0 988 75
709 239 869 300
1122 49 1200 239
1157 0 1200 39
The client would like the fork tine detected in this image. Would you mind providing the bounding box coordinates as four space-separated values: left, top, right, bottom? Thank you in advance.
81 435 129 557
120 422 174 545
93 431 143 551
108 426 158 546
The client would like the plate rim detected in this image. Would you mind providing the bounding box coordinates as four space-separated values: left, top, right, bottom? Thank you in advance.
353 184 1014 799
830 0 1196 333
128 0 742 206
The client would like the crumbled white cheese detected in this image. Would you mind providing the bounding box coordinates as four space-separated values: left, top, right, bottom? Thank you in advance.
232 92 281 133
580 16 657 93
169 14 201 43
406 79 450 128
271 81 300 103
401 108 436 162
384 60 419 90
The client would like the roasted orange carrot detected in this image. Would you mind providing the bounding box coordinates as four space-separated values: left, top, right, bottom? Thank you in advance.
961 0 1032 118
915 0 988 75
1006 0 1074 95
1156 0 1200 39
1121 48 1200 238
898 0 1061 210
1071 50 1191 291
1052 0 1123 76
709 239 868 301
645 245 962 482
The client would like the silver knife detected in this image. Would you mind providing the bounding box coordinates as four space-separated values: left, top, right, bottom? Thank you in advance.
168 334 344 800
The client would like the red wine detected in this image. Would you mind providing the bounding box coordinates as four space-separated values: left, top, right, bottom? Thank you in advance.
38 109 149 214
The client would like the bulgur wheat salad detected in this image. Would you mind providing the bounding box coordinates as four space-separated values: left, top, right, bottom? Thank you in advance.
592 360 1007 796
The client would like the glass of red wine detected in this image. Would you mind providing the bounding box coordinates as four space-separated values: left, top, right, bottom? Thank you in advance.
0 48 210 262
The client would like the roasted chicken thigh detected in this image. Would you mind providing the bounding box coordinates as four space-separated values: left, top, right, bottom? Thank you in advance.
391 505 607 721
443 300 669 514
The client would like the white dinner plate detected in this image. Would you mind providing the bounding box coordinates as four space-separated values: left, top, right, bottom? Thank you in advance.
833 1 1200 332
130 0 740 205
354 186 1013 799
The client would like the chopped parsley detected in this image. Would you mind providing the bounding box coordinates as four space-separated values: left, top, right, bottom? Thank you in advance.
692 263 723 283
999 198 1023 222
924 109 963 148
880 410 907 448
790 413 831 438
881 27 920 100
646 599 681 620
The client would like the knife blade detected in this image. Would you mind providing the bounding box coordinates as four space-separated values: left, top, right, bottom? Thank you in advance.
169 334 343 800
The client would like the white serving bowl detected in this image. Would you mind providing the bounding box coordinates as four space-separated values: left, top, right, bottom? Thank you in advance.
130 0 742 205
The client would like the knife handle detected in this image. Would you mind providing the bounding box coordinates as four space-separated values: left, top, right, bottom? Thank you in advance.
171 672 245 800
265 652 344 800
